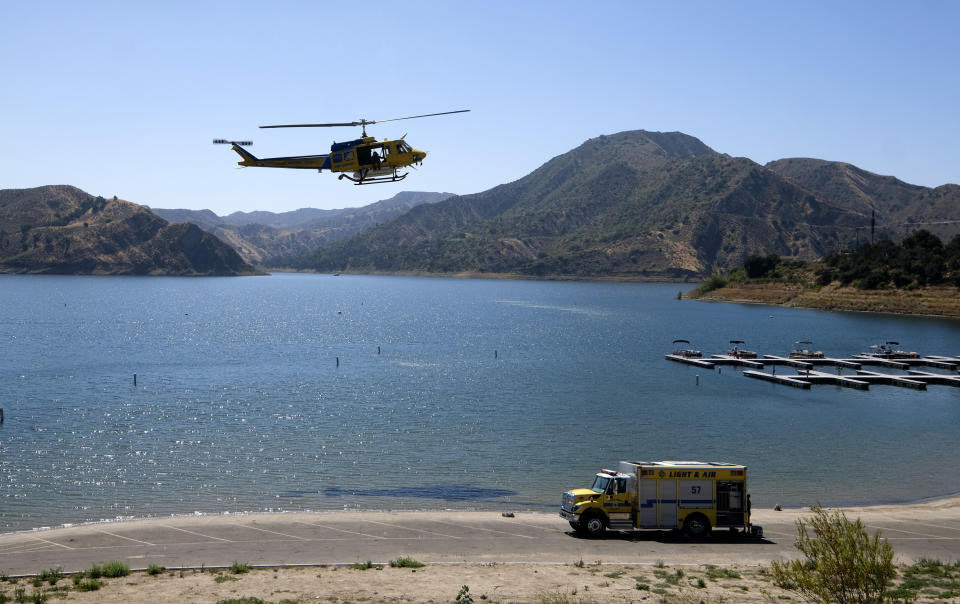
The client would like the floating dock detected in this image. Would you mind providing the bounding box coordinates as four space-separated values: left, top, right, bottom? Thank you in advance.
667 351 960 391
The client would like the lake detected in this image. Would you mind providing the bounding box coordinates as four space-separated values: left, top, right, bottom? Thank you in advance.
1 273 959 532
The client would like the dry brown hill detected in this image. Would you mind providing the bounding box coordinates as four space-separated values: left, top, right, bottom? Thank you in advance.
0 185 258 275
285 131 959 279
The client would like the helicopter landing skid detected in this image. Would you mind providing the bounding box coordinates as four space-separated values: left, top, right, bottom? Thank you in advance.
339 171 409 185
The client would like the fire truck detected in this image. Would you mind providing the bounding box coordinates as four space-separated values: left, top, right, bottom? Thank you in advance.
560 460 761 538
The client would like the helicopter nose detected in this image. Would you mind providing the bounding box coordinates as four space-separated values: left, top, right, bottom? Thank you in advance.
413 150 426 162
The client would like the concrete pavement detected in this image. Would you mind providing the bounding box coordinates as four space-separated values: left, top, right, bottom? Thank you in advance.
2 498 960 576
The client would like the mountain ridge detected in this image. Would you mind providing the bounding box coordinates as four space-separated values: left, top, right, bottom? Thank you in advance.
288 130 947 278
277 130 959 278
152 191 454 265
0 185 258 275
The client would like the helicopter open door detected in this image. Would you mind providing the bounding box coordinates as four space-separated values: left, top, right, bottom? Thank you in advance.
356 143 389 169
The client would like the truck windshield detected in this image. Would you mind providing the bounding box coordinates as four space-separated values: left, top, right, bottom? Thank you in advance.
590 475 611 494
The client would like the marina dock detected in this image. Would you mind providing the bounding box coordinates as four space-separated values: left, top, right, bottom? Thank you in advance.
666 350 960 391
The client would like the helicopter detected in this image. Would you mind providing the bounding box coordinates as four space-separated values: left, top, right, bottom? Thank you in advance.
214 109 469 185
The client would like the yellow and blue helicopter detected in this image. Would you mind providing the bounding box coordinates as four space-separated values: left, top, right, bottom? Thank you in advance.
215 110 469 185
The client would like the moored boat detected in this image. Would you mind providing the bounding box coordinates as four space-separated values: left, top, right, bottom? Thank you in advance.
864 341 920 359
789 340 825 359
671 339 702 358
728 339 757 359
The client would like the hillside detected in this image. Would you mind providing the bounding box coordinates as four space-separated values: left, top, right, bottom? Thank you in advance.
766 158 960 243
153 191 453 266
287 130 895 279
687 231 960 317
0 186 258 275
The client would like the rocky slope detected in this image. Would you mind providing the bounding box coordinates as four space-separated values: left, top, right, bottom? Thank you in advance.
0 186 258 275
766 158 960 243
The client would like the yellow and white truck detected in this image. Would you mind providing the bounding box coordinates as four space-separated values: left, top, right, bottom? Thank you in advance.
560 460 761 538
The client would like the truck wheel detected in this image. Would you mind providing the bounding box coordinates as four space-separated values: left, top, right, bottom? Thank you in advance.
582 513 606 537
569 521 580 532
683 514 711 537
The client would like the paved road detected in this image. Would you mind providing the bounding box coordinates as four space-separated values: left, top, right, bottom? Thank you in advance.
2 500 960 576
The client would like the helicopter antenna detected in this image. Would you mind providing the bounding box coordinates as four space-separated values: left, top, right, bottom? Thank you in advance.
213 139 253 146
260 110 470 137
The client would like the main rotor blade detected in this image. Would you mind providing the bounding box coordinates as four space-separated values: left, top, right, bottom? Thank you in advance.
259 110 469 129
259 121 367 129
376 109 470 124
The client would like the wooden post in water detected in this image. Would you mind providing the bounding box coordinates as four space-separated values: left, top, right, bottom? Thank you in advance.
377 346 381 355
696 375 700 386
495 350 498 359
133 373 137 386
0 408 4 424
336 357 339 367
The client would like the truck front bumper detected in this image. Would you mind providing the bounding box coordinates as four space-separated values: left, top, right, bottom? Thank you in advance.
559 509 579 522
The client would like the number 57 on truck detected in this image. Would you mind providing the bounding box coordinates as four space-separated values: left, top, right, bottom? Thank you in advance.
560 460 762 538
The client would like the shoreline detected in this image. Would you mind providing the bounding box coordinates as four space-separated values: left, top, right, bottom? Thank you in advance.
266 267 700 284
6 492 960 538
689 282 960 319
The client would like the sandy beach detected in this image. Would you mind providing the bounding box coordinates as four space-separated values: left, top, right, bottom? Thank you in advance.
2 497 960 602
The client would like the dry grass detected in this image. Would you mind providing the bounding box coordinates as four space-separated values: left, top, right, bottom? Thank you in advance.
5 561 956 603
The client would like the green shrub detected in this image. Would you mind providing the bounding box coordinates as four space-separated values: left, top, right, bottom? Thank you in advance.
705 564 741 579
770 505 895 603
229 561 251 574
455 584 473 603
84 560 129 579
74 578 104 592
389 556 424 568
37 568 62 586
146 564 165 576
698 274 728 293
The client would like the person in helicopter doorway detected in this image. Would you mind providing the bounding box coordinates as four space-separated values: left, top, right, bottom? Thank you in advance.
371 150 381 170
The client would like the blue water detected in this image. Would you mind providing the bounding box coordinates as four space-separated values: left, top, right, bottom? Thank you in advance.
1 273 959 532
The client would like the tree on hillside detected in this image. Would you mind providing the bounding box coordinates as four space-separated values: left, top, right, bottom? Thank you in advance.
947 234 960 286
817 230 957 289
743 253 781 278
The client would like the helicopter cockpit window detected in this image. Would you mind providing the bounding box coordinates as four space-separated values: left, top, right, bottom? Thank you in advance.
344 151 353 160
332 153 343 163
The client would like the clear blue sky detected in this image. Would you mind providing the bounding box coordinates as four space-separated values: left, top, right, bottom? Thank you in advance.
2 1 957 215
